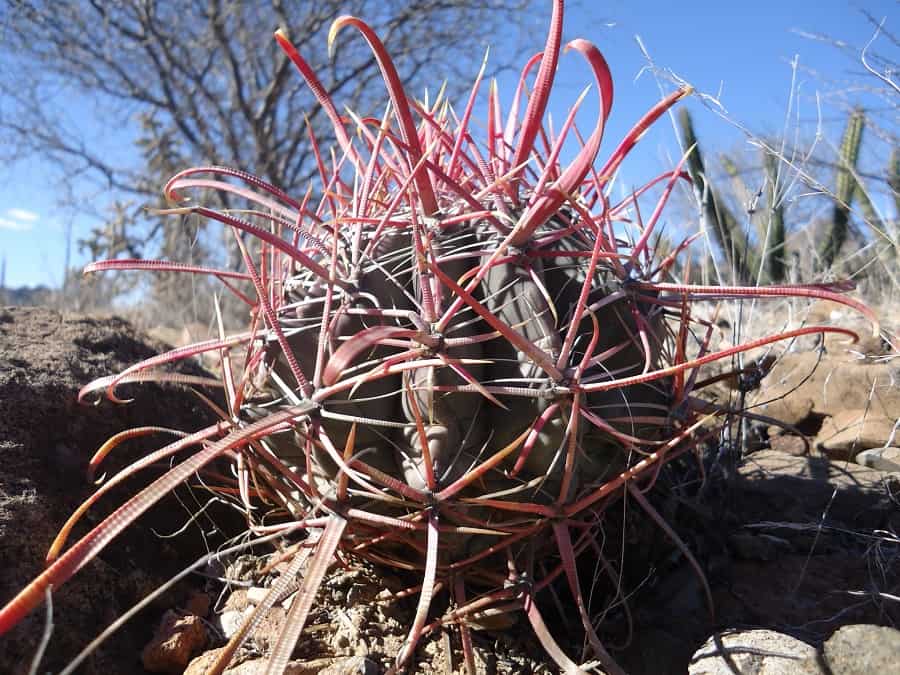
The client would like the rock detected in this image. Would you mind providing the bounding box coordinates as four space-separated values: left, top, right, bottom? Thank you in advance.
855 447 900 472
185 650 269 675
222 587 251 611
816 410 898 460
141 611 208 673
823 327 889 356
807 300 895 356
248 605 287 651
763 393 816 427
823 624 900 674
737 449 898 528
247 585 269 605
768 434 808 456
688 629 824 674
218 608 252 639
218 658 276 675
185 648 226 675
751 352 900 425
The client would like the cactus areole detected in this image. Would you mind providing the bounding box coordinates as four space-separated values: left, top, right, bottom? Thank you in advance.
0 2 878 672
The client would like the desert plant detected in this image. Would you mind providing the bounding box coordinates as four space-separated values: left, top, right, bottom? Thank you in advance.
0 2 880 673
762 150 787 283
718 151 787 283
677 107 756 282
819 108 865 268
681 106 894 284
891 147 900 216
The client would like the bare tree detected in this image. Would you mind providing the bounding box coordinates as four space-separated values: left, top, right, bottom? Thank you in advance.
0 0 536 320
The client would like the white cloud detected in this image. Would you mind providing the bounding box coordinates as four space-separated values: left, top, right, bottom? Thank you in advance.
0 217 33 231
5 208 39 222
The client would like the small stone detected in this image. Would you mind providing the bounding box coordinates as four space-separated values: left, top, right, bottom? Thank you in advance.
823 624 900 675
185 649 226 675
855 447 900 472
816 411 897 460
218 608 252 639
141 611 208 673
246 585 270 605
223 588 251 612
689 629 824 674
768 434 808 456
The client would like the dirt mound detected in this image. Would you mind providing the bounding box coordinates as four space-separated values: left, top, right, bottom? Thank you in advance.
0 306 231 674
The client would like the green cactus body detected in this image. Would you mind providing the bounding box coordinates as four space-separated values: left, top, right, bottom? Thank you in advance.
820 109 865 268
679 109 753 281
891 147 900 217
763 151 787 283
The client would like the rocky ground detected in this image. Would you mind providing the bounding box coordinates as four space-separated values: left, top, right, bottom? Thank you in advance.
1 305 898 674
0 307 240 674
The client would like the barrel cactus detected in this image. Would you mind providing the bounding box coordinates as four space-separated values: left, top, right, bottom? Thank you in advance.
0 2 878 673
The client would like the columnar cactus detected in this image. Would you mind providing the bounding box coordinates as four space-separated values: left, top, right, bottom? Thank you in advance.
821 108 866 268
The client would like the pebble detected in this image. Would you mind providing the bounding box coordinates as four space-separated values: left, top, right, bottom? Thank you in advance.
823 624 900 675
218 608 253 639
855 446 900 472
689 629 824 674
141 611 208 673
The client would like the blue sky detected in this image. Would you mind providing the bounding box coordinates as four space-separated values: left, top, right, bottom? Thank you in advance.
0 0 896 288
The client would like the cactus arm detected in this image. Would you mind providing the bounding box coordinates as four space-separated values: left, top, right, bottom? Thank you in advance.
677 108 753 281
890 147 900 216
763 151 787 282
820 109 865 268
